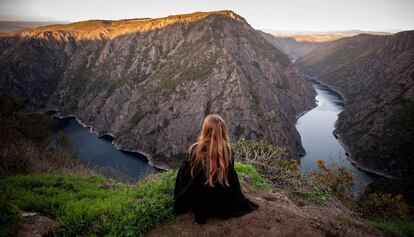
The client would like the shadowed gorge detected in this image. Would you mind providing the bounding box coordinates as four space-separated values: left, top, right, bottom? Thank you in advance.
296 31 414 177
0 10 315 168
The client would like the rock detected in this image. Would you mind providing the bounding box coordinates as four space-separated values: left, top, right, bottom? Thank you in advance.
0 10 315 168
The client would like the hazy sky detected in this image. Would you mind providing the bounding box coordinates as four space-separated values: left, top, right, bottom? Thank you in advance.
0 0 413 31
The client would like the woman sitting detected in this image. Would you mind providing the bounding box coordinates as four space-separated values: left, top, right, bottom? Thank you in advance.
173 114 258 224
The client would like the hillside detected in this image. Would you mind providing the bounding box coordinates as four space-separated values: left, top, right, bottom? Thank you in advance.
0 10 315 168
147 191 383 237
260 32 330 61
296 31 414 177
1 163 385 237
260 30 392 60
0 21 65 33
0 114 385 237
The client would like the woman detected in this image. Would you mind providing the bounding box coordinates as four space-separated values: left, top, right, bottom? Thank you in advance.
173 114 258 224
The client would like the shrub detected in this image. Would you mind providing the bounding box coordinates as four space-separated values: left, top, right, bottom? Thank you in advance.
234 162 272 191
0 197 20 237
312 159 354 205
233 137 302 189
359 193 410 220
370 219 414 237
0 92 91 176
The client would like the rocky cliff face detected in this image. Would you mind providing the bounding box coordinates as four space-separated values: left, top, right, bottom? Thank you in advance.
0 10 315 168
297 31 414 177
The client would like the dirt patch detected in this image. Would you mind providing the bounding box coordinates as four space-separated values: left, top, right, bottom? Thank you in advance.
18 213 57 237
146 191 385 237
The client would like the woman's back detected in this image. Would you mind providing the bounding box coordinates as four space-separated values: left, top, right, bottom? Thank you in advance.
173 115 258 224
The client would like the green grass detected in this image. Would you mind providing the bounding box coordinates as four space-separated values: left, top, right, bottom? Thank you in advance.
370 219 414 237
0 162 268 236
291 187 331 205
0 172 176 237
234 162 272 191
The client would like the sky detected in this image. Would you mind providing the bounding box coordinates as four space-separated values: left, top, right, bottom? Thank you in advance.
0 0 413 32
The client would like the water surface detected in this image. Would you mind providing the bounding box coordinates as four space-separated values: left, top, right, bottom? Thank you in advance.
50 117 157 181
296 79 377 189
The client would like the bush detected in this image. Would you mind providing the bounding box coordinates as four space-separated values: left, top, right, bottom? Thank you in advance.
0 197 20 237
359 193 410 220
234 162 272 191
370 219 414 237
312 159 354 205
0 92 90 176
363 178 414 215
233 137 302 189
233 137 332 204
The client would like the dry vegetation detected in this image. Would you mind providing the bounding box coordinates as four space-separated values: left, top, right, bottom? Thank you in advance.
0 90 91 176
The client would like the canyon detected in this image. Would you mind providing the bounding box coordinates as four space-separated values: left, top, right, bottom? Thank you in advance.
0 11 315 168
296 31 414 177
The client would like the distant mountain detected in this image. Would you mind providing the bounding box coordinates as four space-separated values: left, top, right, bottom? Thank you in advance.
0 10 315 168
259 31 329 61
296 31 414 177
260 30 393 60
0 21 66 32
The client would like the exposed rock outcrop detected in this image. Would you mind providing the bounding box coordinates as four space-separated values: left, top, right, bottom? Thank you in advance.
296 31 414 177
0 10 315 168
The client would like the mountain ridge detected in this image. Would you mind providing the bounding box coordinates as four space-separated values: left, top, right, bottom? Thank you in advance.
260 30 394 60
0 11 315 169
0 10 245 39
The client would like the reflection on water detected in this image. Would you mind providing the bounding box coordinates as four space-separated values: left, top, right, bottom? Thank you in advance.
50 117 157 181
296 79 377 191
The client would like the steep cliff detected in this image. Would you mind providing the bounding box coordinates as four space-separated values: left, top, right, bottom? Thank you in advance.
0 10 315 168
296 31 414 177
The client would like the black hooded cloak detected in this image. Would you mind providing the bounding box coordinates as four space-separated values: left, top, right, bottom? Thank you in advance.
173 148 258 224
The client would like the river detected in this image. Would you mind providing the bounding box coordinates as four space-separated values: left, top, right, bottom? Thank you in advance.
50 117 157 181
50 79 377 187
296 79 377 190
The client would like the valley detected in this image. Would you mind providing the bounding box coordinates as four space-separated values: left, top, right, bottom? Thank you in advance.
1 7 413 236
296 31 414 177
0 10 315 169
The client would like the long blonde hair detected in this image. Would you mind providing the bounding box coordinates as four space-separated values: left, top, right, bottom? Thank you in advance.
190 114 232 187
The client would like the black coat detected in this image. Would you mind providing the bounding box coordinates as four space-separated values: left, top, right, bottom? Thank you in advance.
173 154 258 224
